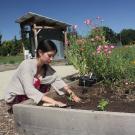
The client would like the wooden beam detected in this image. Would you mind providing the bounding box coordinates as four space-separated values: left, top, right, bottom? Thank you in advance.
34 26 56 29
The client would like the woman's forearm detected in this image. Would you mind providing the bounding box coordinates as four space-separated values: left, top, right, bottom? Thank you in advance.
41 95 67 107
63 85 75 95
41 95 57 105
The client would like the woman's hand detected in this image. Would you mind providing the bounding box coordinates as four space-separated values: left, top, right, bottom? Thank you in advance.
64 85 81 103
70 92 81 103
42 95 67 107
54 101 67 107
43 101 67 107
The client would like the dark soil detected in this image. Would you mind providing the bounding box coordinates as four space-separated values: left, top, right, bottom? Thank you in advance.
52 82 135 113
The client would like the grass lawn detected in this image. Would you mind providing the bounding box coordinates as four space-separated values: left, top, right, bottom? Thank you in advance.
0 54 24 64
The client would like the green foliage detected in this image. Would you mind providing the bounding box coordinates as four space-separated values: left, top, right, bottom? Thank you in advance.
102 26 118 44
0 38 23 56
0 34 2 45
66 19 107 75
119 29 135 45
89 46 135 84
67 94 72 101
66 36 95 75
0 54 24 64
9 60 15 64
89 27 106 47
0 45 8 56
65 18 135 87
97 98 109 111
23 38 31 51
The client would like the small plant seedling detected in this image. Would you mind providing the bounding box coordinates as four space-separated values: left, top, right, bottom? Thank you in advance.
97 98 109 111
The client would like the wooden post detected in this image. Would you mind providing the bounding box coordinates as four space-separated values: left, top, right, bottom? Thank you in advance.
64 30 68 60
20 24 26 59
32 24 38 57
64 30 68 45
32 24 42 57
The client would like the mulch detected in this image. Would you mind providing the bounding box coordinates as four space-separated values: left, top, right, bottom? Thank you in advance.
0 100 18 135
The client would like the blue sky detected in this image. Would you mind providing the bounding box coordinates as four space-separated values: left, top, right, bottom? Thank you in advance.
0 0 135 40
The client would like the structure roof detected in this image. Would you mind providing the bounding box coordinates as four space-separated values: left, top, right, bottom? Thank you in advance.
16 12 71 29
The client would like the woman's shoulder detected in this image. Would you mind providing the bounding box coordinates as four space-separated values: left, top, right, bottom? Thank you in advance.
21 59 36 65
18 59 37 69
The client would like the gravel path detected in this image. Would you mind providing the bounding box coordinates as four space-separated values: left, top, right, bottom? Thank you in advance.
0 100 18 135
0 64 19 72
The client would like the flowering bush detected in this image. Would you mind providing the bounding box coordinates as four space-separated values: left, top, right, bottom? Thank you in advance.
66 17 107 75
66 35 94 75
85 17 106 47
66 17 135 85
89 46 135 84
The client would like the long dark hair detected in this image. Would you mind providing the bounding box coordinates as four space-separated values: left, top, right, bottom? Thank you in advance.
36 39 57 58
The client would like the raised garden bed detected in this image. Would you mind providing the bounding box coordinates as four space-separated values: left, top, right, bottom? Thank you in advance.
13 75 135 135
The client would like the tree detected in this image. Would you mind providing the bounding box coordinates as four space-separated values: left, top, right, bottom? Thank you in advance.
119 29 135 45
102 26 118 44
0 37 23 56
10 36 22 55
0 33 2 46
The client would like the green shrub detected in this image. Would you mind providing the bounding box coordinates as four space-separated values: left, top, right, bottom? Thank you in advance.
66 18 135 87
89 46 135 84
9 60 15 64
66 36 95 75
0 54 24 64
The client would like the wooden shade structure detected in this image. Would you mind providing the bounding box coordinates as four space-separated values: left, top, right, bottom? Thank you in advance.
16 12 71 58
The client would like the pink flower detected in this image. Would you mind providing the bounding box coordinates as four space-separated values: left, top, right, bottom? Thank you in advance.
84 19 92 25
104 48 109 53
96 48 101 51
97 50 101 54
97 45 102 51
110 45 115 49
103 45 109 49
95 35 99 39
96 45 103 54
96 16 102 20
72 25 78 30
96 44 115 55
